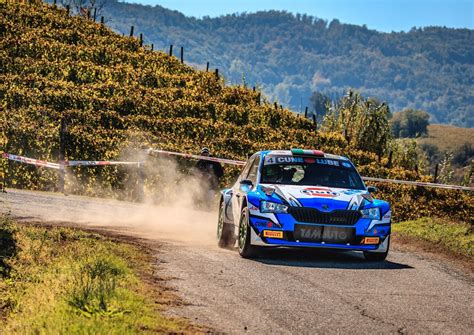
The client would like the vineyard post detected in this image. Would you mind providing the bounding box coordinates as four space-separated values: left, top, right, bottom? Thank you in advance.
100 16 104 24
180 46 184 63
434 163 439 182
169 45 173 57
93 8 97 22
312 114 317 127
0 132 6 193
151 43 154 51
206 62 209 72
215 68 219 79
257 93 261 105
304 106 308 118
130 26 134 37
53 0 56 5
66 5 70 15
59 116 67 195
387 150 393 168
139 33 143 46
274 102 278 110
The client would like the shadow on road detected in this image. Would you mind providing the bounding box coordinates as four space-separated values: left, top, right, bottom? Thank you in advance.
253 247 413 270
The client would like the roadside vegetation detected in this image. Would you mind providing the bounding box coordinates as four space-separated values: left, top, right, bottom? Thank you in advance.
393 217 474 259
0 215 192 334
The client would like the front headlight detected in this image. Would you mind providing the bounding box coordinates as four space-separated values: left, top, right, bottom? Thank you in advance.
260 201 288 214
360 208 381 220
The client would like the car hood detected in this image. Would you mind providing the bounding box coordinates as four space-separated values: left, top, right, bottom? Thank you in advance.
267 184 371 211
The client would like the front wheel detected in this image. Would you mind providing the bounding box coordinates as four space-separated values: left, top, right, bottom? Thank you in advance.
363 235 390 261
238 207 258 258
217 201 235 248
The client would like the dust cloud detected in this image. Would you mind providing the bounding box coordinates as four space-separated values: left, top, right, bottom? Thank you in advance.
5 154 228 247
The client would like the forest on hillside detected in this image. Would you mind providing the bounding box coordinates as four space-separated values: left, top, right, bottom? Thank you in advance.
92 0 474 127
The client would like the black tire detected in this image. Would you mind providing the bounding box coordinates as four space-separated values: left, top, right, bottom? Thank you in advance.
238 207 258 258
217 201 235 248
363 235 390 262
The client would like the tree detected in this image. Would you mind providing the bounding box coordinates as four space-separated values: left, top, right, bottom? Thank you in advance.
391 109 430 138
322 90 392 159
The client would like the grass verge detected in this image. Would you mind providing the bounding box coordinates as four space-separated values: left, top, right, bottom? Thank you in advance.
392 217 473 259
0 215 196 334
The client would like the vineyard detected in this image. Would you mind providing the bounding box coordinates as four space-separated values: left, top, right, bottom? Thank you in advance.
0 1 472 223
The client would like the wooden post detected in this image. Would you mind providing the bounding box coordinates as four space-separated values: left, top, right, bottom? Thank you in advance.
169 45 173 57
253 86 256 92
100 16 104 24
139 33 143 46
274 102 278 110
130 26 134 37
180 46 184 63
66 5 70 15
59 116 67 194
206 62 209 72
304 106 308 118
93 8 97 22
387 150 393 168
53 0 56 5
215 68 219 79
257 93 261 105
312 114 317 126
151 43 154 51
434 163 439 182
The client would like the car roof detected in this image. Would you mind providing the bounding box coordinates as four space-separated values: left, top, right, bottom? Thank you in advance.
257 150 349 161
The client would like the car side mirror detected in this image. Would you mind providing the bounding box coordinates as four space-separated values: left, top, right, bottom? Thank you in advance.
240 179 253 191
367 186 377 193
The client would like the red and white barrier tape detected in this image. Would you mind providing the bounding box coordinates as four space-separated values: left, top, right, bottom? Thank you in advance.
2 151 473 191
148 149 473 192
2 153 61 170
147 149 246 166
2 153 142 168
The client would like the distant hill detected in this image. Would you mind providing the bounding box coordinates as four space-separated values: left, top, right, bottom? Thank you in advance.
98 0 474 127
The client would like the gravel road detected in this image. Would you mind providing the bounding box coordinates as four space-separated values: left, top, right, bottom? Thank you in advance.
1 189 472 334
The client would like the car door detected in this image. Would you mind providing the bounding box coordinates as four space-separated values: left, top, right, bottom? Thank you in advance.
231 155 260 226
230 156 255 224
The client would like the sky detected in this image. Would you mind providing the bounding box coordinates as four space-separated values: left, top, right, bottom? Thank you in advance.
122 0 473 32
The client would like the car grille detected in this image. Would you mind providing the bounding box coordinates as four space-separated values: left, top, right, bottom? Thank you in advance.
288 207 361 225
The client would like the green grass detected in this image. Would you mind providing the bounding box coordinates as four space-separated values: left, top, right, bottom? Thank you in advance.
393 217 474 258
0 215 192 334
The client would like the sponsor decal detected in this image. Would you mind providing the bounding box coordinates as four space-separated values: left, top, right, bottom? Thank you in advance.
383 211 392 220
341 162 352 168
263 230 283 238
301 187 339 198
249 204 259 211
264 156 304 165
315 158 340 166
254 221 275 228
304 158 316 164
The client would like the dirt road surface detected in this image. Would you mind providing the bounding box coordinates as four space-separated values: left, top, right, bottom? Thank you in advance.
1 189 472 334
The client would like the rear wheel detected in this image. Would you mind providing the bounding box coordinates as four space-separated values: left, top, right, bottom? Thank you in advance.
217 201 235 248
238 207 258 258
363 235 390 261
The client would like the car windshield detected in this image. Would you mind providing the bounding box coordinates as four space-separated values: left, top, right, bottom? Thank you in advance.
260 155 365 190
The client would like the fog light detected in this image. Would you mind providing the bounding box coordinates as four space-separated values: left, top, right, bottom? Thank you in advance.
363 237 380 244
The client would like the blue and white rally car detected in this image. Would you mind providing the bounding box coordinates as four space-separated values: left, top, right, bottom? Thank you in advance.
217 149 392 261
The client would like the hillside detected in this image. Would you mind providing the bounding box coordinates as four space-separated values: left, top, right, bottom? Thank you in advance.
418 124 474 154
0 1 472 223
96 0 474 127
